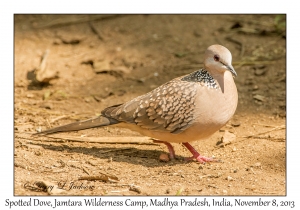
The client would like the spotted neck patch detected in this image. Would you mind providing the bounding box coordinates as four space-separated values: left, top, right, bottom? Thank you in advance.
181 69 219 89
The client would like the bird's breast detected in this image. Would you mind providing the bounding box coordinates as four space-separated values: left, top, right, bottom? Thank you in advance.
191 72 238 134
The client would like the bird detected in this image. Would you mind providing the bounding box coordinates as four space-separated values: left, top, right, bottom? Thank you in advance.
35 44 238 163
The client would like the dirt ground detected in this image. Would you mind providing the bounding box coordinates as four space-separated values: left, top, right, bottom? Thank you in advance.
14 14 286 196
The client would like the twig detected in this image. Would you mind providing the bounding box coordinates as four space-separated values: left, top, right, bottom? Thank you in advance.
252 191 283 195
79 175 118 183
98 148 133 154
242 125 285 139
41 50 49 69
253 123 281 128
228 18 274 27
31 49 59 83
129 185 141 194
102 183 137 187
225 36 245 57
233 60 275 69
79 175 110 182
109 190 123 193
16 132 158 145
242 136 285 142
89 22 104 41
46 118 51 128
98 170 119 180
173 60 276 70
50 115 67 123
34 15 124 29
82 167 91 175
232 27 261 34
44 136 157 145
273 75 286 83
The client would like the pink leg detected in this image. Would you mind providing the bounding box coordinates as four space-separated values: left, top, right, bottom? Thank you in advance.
153 140 175 160
182 142 215 164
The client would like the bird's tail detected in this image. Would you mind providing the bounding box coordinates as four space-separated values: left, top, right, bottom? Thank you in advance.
34 116 119 135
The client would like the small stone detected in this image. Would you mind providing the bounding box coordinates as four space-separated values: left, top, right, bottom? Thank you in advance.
84 96 94 103
252 162 261 168
93 95 102 102
59 34 84 45
253 94 265 102
129 185 141 194
43 90 52 100
254 100 263 105
220 130 236 146
159 153 170 162
93 60 110 72
193 30 202 37
231 119 241 127
26 93 34 98
254 66 267 76
226 176 234 181
39 103 52 109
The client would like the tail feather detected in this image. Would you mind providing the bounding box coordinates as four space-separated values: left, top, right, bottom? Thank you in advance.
35 116 119 135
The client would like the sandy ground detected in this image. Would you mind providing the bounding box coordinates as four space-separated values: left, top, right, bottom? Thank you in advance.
14 14 286 196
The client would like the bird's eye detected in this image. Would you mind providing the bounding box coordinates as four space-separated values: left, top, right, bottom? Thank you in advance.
214 55 220 61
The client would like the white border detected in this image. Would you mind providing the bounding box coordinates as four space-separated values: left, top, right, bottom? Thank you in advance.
2 0 297 209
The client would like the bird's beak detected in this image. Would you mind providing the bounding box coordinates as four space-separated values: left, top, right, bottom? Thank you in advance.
227 64 237 77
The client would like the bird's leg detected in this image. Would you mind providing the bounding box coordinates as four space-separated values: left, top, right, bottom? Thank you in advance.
182 142 215 163
153 140 175 160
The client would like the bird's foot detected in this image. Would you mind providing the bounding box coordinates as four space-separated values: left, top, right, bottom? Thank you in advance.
185 155 215 163
153 140 175 160
182 142 217 164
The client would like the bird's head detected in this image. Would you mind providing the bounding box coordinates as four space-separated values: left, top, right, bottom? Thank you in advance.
204 45 237 77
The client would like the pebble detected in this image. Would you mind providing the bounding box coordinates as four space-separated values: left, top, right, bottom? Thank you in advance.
231 119 241 127
253 94 265 102
226 176 234 181
159 153 170 162
220 130 236 146
26 93 34 98
252 162 262 168
39 103 52 109
254 67 267 76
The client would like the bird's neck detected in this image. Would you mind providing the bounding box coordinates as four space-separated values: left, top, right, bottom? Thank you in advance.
210 71 234 94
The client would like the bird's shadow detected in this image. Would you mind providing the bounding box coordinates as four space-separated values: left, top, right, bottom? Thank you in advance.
30 142 190 168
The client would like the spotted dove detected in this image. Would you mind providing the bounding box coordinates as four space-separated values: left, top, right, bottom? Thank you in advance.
36 45 238 163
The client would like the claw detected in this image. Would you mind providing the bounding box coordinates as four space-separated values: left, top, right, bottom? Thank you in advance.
182 142 216 164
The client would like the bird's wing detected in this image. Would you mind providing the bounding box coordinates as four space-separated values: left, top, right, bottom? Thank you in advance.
102 77 199 134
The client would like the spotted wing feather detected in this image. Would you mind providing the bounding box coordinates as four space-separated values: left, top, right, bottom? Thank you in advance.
102 78 198 134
